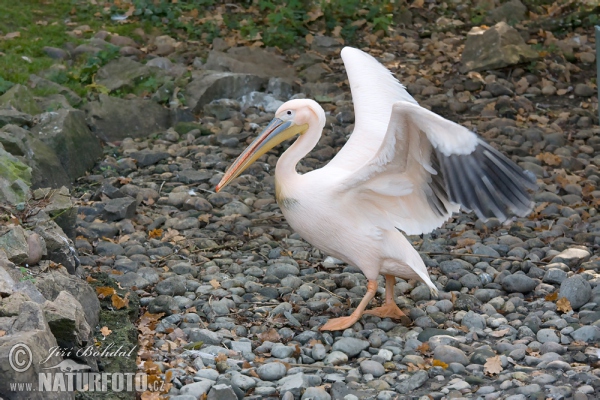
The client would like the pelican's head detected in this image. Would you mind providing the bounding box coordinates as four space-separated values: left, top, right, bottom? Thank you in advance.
215 99 325 192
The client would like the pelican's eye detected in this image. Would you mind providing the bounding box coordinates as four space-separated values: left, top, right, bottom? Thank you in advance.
281 110 295 121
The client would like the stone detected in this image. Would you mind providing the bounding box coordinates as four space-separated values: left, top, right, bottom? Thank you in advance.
207 384 237 400
33 220 78 274
570 326 600 343
360 360 385 377
487 0 527 24
543 268 567 285
502 273 537 293
279 373 309 398
324 350 348 365
0 146 31 205
84 94 170 142
0 225 29 264
204 48 295 79
179 380 214 398
130 149 171 167
396 370 429 393
29 75 81 106
0 84 41 115
31 109 103 182
0 124 71 189
184 71 268 113
560 275 592 310
462 310 486 330
42 46 70 60
103 196 137 221
0 109 33 128
257 361 287 381
434 345 469 365
460 22 538 72
302 387 331 400
95 57 164 92
332 337 370 357
537 328 560 344
574 84 595 97
0 264 16 297
552 247 591 267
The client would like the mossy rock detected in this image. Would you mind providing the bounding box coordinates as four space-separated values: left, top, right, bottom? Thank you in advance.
0 146 32 205
0 84 41 115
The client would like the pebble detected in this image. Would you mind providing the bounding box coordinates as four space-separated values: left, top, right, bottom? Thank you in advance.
560 275 592 309
433 345 469 365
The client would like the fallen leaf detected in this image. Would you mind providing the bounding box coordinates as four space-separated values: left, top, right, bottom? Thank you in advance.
111 293 130 310
149 228 163 239
416 342 430 354
545 292 558 301
5 32 21 39
140 391 160 400
484 355 502 375
209 279 220 289
488 328 510 338
0 330 5 337
557 297 572 313
456 238 476 248
86 276 97 283
96 286 116 299
536 152 562 166
305 33 314 45
215 353 227 363
100 326 112 337
258 328 280 343
432 359 448 369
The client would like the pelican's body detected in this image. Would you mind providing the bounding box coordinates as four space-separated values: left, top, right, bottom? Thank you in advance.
216 47 536 330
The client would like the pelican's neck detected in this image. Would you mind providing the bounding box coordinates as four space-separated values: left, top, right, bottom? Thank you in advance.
275 123 322 189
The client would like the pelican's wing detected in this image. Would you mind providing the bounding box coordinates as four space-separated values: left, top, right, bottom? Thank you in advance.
327 47 418 171
338 101 537 235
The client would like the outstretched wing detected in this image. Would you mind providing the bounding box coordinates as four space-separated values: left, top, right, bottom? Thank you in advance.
337 101 537 235
327 47 418 171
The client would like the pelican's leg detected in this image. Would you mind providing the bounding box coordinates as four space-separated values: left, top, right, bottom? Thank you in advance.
363 275 405 319
319 280 378 331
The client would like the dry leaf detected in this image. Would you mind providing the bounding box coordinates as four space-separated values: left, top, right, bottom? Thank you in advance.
149 228 163 239
0 330 6 337
209 279 220 289
484 355 502 375
536 152 562 166
416 342 430 354
5 32 21 39
432 359 448 369
545 292 558 301
86 276 97 283
456 238 476 248
100 326 112 337
488 328 510 338
258 328 281 343
305 33 314 45
215 353 228 363
140 391 161 400
556 297 572 313
111 293 130 310
332 26 342 37
96 286 116 299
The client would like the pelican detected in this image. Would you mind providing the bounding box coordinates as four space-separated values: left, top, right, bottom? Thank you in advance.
216 47 536 331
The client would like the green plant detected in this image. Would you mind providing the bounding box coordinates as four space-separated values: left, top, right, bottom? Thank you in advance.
0 77 14 95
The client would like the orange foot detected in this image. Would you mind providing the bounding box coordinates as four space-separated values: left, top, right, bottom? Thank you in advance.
363 302 405 319
319 315 361 331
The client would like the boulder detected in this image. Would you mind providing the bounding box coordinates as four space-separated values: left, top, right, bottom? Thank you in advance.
0 145 31 205
460 22 538 73
185 71 269 113
0 124 71 189
204 47 295 79
32 221 79 274
29 75 82 106
0 84 41 115
31 109 103 183
0 225 29 264
0 299 71 400
0 109 33 128
43 291 96 369
487 0 527 24
34 268 100 328
0 264 16 297
32 187 78 239
84 94 170 142
94 57 164 92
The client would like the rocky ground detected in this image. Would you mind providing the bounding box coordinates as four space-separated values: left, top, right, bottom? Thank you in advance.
2 1 600 400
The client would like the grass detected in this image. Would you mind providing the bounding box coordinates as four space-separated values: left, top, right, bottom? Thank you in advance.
0 0 146 95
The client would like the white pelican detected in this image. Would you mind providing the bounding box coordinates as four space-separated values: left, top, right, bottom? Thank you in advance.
216 47 536 331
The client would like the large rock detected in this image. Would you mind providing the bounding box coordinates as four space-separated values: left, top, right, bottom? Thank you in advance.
559 275 592 310
95 57 164 92
185 71 269 113
204 47 295 79
460 22 538 72
0 109 33 128
31 109 103 182
0 84 41 115
0 145 31 205
0 124 71 189
43 291 96 369
32 221 78 274
34 268 100 328
0 263 16 297
487 0 527 24
84 94 170 142
0 225 29 264
31 187 78 239
29 75 82 106
0 298 71 399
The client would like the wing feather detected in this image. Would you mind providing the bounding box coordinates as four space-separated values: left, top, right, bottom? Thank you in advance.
338 101 537 235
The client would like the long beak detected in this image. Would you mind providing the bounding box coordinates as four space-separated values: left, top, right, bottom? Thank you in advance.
215 118 308 192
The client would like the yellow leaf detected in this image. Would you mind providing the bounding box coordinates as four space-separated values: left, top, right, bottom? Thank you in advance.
536 152 562 166
484 355 502 375
416 342 430 354
100 326 112 337
545 292 558 301
111 293 130 310
96 286 116 299
149 228 163 239
432 359 448 369
209 279 220 289
557 297 572 313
